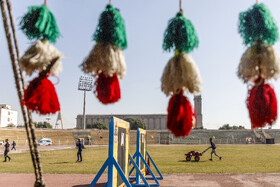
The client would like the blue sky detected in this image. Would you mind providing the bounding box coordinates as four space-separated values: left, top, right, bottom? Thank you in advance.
1 0 280 129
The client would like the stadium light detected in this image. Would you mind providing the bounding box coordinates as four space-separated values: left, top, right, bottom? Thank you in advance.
78 76 93 130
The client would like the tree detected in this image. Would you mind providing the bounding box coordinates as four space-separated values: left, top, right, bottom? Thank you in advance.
17 125 25 128
219 124 232 130
86 121 108 130
7 123 15 128
238 125 245 129
123 117 146 130
219 124 245 130
232 125 238 130
35 122 52 129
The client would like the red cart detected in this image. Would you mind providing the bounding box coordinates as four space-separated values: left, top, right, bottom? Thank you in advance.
185 147 211 162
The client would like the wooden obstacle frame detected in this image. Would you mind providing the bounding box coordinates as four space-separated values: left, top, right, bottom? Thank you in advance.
129 128 163 186
90 117 131 187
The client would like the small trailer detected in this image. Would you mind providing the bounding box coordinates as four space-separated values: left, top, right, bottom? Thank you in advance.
185 147 211 162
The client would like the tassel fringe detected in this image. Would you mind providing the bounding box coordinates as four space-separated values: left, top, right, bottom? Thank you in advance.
20 4 60 43
19 40 63 76
247 82 277 129
94 73 121 104
80 43 126 79
23 77 60 115
161 52 202 96
167 91 195 137
238 42 280 83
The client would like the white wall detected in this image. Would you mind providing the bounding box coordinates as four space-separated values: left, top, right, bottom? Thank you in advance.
0 108 18 127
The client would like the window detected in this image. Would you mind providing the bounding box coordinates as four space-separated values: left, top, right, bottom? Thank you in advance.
8 112 10 115
7 118 10 122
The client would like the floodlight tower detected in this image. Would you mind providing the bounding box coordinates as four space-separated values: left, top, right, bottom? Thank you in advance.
55 111 64 129
78 76 93 130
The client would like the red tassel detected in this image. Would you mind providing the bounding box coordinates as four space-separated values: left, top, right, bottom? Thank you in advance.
95 73 121 104
167 91 194 137
23 77 60 115
247 83 277 129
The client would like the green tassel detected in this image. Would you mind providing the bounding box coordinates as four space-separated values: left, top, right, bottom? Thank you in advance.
163 12 199 53
238 3 278 46
94 4 127 50
20 4 60 43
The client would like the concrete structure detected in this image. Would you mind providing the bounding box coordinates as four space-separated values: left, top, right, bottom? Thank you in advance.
76 114 167 130
194 95 203 128
0 104 18 127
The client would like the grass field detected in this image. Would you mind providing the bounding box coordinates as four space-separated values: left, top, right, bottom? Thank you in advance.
0 145 280 174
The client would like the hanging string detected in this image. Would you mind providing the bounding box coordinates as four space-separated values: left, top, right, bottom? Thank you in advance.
256 0 259 4
0 0 40 182
44 0 47 5
109 0 112 4
179 0 183 12
5 0 26 90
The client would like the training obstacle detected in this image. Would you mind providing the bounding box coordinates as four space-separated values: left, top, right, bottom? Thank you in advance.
129 128 163 186
90 117 131 187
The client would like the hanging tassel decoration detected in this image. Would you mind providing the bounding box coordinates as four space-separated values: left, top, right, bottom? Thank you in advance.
19 40 63 76
22 57 60 115
163 12 198 53
19 3 62 76
80 43 126 78
247 82 277 129
167 91 195 137
80 4 127 104
19 4 60 43
161 52 202 96
238 3 279 128
23 76 60 115
238 3 278 46
95 73 121 104
238 41 280 83
19 3 62 115
161 7 202 137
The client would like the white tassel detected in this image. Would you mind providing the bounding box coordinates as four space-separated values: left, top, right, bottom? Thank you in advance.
238 42 280 83
81 43 126 79
161 52 202 96
19 40 63 76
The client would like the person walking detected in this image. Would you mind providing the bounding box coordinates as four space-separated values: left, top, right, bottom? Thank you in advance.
3 139 11 162
11 140 16 151
209 138 221 161
76 138 84 163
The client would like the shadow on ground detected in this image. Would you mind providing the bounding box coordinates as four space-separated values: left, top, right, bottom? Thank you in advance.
178 160 207 163
49 162 72 164
72 183 106 187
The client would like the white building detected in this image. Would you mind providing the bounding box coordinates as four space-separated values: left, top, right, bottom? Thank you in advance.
0 104 18 127
76 114 167 130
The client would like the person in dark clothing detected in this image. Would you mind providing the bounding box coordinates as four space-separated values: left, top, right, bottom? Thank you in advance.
209 138 221 161
76 139 84 163
3 139 11 162
11 140 16 151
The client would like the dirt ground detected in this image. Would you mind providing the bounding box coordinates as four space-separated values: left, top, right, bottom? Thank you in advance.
0 173 279 187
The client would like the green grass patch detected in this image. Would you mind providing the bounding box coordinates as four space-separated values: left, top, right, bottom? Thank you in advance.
0 145 280 174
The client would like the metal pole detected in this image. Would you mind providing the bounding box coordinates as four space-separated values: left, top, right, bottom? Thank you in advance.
83 91 86 130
